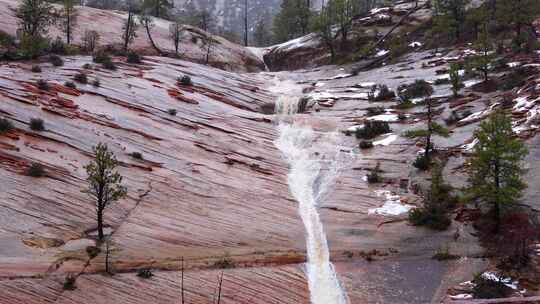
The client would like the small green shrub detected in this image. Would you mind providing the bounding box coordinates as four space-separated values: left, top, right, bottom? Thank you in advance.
432 247 460 261
64 81 77 89
102 59 117 71
178 75 192 86
137 268 153 278
366 106 385 116
74 72 88 84
0 118 14 133
130 152 143 160
214 256 235 269
27 162 46 177
126 51 142 64
36 79 50 91
50 37 66 54
408 207 451 230
355 121 391 140
85 246 101 258
502 67 528 90
413 155 430 171
168 109 177 116
366 163 382 183
31 65 42 73
368 85 395 101
93 52 111 64
398 80 433 101
49 54 64 67
63 275 77 290
359 140 373 149
29 118 45 131
472 273 513 299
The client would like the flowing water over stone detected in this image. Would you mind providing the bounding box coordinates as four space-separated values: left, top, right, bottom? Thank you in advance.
273 83 349 304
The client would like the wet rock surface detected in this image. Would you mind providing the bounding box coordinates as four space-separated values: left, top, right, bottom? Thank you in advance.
0 0 264 73
0 42 539 303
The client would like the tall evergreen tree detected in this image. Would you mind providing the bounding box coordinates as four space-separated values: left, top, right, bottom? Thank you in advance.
84 143 127 241
142 0 172 19
122 0 139 51
60 0 78 44
467 110 528 231
273 0 311 43
11 0 55 38
432 0 470 41
404 80 450 166
473 21 494 82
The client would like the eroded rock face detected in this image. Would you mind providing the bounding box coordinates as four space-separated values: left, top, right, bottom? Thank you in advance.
0 0 265 72
1 34 540 303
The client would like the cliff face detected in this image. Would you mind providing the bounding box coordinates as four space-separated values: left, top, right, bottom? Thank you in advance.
0 0 265 72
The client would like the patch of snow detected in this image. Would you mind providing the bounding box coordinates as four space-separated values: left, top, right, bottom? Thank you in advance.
373 134 397 146
507 61 521 68
370 7 390 14
461 139 478 151
357 82 377 88
481 272 519 290
368 191 413 216
449 294 473 300
330 73 353 80
367 114 400 122
463 79 483 88
375 49 390 57
315 82 325 87
409 41 422 48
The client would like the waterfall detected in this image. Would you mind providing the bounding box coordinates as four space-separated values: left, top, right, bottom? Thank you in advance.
273 91 349 304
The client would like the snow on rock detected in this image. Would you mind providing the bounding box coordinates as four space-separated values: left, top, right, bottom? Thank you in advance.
409 41 423 48
373 134 398 146
459 103 500 124
376 49 390 57
367 113 400 122
368 191 413 216
370 7 391 14
329 73 354 80
461 139 479 152
449 294 473 300
0 0 265 73
481 272 519 290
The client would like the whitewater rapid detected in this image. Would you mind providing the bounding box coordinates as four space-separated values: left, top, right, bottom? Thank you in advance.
273 85 349 304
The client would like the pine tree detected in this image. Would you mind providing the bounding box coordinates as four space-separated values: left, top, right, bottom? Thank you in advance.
169 18 183 56
473 21 494 82
84 143 127 241
467 110 528 232
142 0 172 19
253 14 273 46
449 63 463 98
311 3 337 62
122 1 139 52
329 0 358 46
60 0 78 44
405 80 450 167
273 0 311 43
11 0 55 38
432 0 470 41
496 0 540 38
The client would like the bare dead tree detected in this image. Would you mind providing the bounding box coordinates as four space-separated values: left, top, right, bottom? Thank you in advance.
180 257 185 304
214 271 224 304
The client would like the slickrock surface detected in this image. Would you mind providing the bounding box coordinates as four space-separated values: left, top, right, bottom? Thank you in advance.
1 42 539 303
0 0 264 72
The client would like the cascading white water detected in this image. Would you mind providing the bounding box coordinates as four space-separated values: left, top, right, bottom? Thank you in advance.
274 92 349 304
